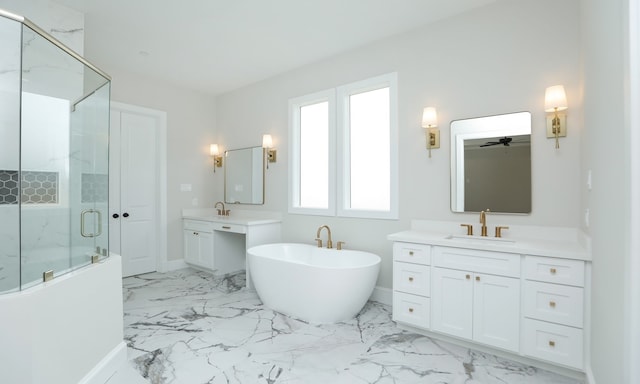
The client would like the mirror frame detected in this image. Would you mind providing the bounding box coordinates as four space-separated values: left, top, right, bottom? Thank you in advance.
224 146 265 205
450 111 532 213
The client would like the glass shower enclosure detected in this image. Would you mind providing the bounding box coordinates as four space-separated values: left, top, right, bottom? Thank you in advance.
0 9 111 293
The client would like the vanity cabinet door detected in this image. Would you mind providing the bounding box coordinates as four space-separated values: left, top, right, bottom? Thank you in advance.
473 273 520 352
432 267 473 339
183 228 214 269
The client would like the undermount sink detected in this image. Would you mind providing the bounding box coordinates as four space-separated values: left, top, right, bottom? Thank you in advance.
444 234 516 245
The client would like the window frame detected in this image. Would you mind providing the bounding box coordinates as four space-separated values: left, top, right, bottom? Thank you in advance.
288 89 336 216
288 73 398 220
336 73 398 220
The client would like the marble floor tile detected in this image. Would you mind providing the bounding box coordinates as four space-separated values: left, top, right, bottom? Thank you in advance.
119 268 583 384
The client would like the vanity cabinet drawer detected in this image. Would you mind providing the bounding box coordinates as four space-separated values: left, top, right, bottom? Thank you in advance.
522 318 583 369
183 220 212 233
212 222 247 234
523 281 584 328
393 242 430 265
393 292 430 329
393 262 430 296
433 246 520 278
524 256 585 287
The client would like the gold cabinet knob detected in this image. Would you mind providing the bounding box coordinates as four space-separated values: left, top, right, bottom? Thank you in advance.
465 274 471 280
549 301 556 308
549 340 556 347
550 268 557 275
408 277 414 282
408 308 414 313
409 251 414 256
475 276 480 281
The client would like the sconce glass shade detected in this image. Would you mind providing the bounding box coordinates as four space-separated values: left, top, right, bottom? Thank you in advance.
544 85 568 112
422 107 438 128
262 134 273 148
210 144 219 156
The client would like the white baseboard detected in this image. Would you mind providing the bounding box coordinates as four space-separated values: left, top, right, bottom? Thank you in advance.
79 341 127 384
370 286 392 306
160 259 188 273
585 365 596 384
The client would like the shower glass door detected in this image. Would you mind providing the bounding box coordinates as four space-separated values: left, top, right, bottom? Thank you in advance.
20 24 110 288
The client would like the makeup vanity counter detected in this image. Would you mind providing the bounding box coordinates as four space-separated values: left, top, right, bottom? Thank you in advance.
388 220 591 375
182 209 282 288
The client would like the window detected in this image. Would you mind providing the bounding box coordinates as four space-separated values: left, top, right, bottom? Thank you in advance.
289 73 398 219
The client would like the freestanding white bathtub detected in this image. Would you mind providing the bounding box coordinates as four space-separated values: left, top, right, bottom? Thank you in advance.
247 243 381 324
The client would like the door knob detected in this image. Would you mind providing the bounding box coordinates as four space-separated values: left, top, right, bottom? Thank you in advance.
122 212 130 218
112 213 119 219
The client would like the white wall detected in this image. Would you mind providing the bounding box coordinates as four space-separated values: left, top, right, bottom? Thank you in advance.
96 66 218 262
581 0 630 383
0 255 125 384
215 0 583 289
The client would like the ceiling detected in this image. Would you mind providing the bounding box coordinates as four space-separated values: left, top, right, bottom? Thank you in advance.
52 0 496 96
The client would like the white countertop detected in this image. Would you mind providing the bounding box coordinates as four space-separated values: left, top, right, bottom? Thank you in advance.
182 208 282 226
388 220 591 261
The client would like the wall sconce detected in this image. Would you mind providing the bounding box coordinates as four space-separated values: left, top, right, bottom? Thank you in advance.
262 134 277 169
421 107 439 158
210 144 223 172
544 85 568 149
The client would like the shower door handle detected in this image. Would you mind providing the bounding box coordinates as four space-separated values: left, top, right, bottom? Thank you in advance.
81 209 103 238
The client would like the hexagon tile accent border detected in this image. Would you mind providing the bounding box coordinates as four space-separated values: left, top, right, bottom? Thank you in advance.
0 170 59 205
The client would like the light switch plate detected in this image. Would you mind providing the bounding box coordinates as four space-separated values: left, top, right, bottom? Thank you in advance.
180 183 192 192
546 114 567 138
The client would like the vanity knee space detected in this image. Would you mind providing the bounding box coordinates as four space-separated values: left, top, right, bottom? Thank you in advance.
390 237 589 372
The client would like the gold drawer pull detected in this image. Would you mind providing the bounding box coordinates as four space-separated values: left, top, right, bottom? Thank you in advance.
549 340 556 347
222 226 231 230
549 301 556 308
465 274 471 280
408 307 414 313
408 277 414 282
550 268 557 275
409 251 414 256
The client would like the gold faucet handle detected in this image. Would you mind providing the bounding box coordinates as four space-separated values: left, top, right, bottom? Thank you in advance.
315 238 323 248
460 224 473 236
337 241 345 250
495 226 510 238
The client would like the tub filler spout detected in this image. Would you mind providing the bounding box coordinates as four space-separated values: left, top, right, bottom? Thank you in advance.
315 225 333 249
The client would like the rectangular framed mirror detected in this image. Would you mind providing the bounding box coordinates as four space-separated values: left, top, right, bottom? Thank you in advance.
224 146 264 204
450 111 531 213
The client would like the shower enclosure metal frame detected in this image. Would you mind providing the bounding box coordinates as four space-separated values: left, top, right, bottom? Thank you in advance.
0 7 112 294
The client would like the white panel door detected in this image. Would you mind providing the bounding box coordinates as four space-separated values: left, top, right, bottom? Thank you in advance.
432 267 473 339
110 109 159 277
473 273 520 352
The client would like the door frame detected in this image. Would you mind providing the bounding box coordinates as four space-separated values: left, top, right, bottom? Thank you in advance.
627 0 640 382
110 101 167 273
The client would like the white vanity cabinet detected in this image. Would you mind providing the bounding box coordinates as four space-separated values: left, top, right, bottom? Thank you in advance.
392 242 431 329
431 246 520 352
183 220 214 269
181 210 282 288
522 255 585 369
389 224 591 373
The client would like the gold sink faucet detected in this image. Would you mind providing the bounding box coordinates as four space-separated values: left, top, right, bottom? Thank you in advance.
479 209 490 237
316 225 333 249
215 201 229 216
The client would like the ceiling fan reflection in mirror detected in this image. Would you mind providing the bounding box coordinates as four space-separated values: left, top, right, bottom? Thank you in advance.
480 136 512 147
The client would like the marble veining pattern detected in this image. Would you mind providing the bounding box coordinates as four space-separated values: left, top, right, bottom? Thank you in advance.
123 269 583 384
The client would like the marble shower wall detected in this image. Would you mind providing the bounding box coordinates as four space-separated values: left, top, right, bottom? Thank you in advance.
0 1 85 293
